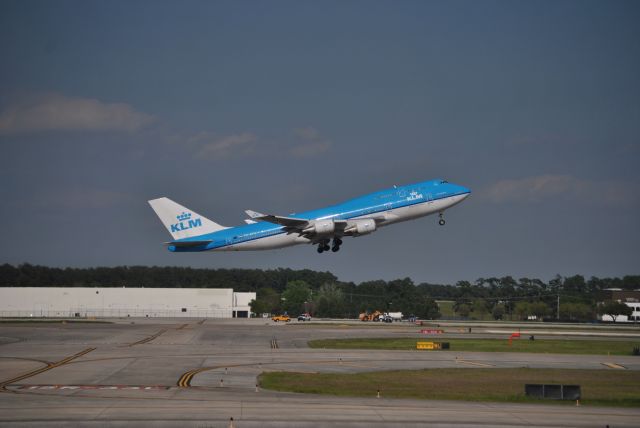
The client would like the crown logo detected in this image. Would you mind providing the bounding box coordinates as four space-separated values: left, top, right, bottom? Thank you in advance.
176 212 192 222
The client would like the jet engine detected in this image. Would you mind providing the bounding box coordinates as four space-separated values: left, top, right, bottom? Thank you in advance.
346 219 377 236
303 219 335 235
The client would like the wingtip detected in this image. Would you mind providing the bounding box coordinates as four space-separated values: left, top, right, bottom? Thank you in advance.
244 209 265 219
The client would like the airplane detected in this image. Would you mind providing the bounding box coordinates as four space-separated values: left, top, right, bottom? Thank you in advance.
148 179 470 254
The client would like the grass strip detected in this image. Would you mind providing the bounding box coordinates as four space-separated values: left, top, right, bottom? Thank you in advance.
259 368 640 407
308 338 639 355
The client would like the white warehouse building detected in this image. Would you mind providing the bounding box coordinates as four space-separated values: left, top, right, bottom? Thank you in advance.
0 287 256 318
600 301 640 323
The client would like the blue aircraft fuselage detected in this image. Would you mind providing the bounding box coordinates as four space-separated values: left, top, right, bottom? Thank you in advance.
149 179 470 254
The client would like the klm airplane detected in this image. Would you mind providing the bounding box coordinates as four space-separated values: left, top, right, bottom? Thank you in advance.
149 179 470 254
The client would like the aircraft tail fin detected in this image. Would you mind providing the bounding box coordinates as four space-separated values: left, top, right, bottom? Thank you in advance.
148 197 228 240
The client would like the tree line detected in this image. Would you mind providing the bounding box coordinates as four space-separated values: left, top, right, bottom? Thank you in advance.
1 264 638 321
0 263 337 292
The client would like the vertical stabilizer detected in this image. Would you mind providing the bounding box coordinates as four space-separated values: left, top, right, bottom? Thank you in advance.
148 197 228 240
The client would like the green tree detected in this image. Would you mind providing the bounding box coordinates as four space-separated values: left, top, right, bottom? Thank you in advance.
281 280 312 316
492 304 505 320
419 298 441 319
314 283 345 317
455 303 471 318
599 301 633 323
559 302 594 321
250 287 281 315
514 302 531 320
471 298 489 320
529 301 550 320
563 275 586 294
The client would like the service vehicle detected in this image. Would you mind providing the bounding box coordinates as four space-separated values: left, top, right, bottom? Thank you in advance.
359 310 382 321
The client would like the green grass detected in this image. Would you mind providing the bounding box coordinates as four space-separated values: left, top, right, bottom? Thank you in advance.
436 300 455 317
259 368 640 407
308 337 639 355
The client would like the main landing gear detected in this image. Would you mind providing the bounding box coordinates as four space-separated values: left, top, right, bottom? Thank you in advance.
317 238 342 253
331 238 342 252
438 212 446 226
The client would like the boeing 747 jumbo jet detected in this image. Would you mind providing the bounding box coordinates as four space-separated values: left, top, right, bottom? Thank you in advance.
149 179 470 254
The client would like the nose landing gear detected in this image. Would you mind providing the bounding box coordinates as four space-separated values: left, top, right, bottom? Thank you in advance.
438 212 446 226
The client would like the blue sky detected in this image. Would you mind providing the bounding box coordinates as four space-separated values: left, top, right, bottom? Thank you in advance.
1 0 638 283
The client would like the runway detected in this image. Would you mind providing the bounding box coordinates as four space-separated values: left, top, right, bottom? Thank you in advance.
1 318 639 427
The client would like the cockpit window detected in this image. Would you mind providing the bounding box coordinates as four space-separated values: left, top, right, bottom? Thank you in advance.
440 180 448 184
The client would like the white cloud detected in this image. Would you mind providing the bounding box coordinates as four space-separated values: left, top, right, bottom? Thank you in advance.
290 126 332 158
486 175 582 203
289 141 332 158
166 127 332 160
196 132 257 159
485 174 637 206
293 127 321 140
0 93 154 134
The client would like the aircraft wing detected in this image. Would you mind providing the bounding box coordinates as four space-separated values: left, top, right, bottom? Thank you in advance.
245 210 310 228
245 209 353 239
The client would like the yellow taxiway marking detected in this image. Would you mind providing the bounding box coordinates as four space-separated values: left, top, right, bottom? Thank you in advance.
177 366 218 388
601 362 626 369
455 359 495 367
0 347 95 390
177 360 305 388
127 329 167 347
179 362 245 387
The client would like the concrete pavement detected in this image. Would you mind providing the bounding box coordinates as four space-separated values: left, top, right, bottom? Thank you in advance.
0 318 638 427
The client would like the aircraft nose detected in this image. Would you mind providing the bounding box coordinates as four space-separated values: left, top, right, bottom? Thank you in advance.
457 184 471 197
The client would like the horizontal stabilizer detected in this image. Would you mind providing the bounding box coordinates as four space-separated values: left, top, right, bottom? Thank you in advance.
245 209 265 219
166 240 212 248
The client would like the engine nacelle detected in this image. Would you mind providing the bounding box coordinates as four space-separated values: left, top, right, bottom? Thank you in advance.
348 219 377 236
304 219 335 235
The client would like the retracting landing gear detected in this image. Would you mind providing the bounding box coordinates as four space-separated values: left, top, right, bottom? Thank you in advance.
317 238 342 253
331 238 342 252
438 212 446 226
316 239 331 253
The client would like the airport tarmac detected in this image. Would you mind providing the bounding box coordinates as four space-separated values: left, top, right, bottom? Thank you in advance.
1 318 639 427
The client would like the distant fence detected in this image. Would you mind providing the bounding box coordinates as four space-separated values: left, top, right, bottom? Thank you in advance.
0 308 234 318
